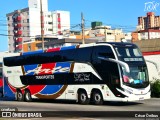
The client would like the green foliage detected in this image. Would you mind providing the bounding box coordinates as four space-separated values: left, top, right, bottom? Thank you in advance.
150 79 160 98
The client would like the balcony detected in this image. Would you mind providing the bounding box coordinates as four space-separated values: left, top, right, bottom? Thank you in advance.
14 30 22 36
16 16 21 21
16 44 22 49
58 18 61 22
58 31 61 35
14 23 22 28
58 24 61 29
16 37 22 43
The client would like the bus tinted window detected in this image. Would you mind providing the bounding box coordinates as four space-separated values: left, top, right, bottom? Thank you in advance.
93 46 115 62
115 47 142 57
74 47 93 62
4 49 75 66
4 47 93 66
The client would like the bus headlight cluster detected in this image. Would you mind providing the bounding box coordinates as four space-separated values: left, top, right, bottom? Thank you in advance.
124 88 133 94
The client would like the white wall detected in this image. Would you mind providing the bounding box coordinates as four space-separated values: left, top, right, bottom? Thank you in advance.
52 11 70 35
144 55 160 81
28 0 48 12
141 32 160 40
29 8 41 38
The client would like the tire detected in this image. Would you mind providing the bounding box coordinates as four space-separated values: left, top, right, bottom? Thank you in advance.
78 91 89 105
24 90 32 102
17 90 24 101
92 91 103 105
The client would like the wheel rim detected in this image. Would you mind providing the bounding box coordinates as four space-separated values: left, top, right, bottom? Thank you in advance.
18 92 22 100
81 93 86 102
26 92 30 100
95 94 101 102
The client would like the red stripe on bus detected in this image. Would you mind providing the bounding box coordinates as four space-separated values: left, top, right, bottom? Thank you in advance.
143 51 160 56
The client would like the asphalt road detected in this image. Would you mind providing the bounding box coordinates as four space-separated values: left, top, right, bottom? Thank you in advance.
0 98 159 119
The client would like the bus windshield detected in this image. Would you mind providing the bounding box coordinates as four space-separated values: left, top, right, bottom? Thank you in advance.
114 46 142 58
122 66 149 88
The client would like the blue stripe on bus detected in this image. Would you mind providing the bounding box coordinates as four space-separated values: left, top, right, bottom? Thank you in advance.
22 50 43 55
39 62 71 94
24 64 39 75
60 45 76 50
3 77 15 99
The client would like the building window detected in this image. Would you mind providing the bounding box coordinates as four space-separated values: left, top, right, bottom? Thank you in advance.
8 17 10 21
48 22 52 24
48 29 53 31
57 13 60 18
27 19 29 23
28 46 31 51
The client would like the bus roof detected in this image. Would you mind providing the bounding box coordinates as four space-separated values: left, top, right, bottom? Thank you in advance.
96 42 137 47
20 42 136 56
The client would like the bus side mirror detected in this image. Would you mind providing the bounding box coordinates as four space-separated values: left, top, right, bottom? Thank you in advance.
98 57 130 73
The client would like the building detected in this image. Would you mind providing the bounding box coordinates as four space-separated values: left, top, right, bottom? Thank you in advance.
132 29 160 41
89 24 130 42
36 38 98 50
6 0 70 53
140 29 160 40
138 12 160 30
131 32 141 42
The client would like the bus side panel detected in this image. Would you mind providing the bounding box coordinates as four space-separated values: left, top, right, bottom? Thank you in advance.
22 62 72 100
3 76 15 99
3 66 24 100
0 78 2 94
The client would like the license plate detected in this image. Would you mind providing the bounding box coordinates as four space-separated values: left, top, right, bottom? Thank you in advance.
139 97 144 100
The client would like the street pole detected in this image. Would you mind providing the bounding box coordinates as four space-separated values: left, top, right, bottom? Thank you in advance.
81 12 85 44
40 0 44 51
105 27 107 42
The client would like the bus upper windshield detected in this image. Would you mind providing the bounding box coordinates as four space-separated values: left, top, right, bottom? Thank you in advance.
114 46 143 62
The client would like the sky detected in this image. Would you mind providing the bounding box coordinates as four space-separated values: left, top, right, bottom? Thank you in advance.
1 0 160 52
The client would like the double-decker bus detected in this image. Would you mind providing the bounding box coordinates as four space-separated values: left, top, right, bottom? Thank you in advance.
3 42 150 104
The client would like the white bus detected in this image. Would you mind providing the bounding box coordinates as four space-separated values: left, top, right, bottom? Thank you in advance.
3 42 150 104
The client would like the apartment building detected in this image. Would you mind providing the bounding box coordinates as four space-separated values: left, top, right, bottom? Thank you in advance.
89 25 129 42
138 12 160 30
6 0 70 53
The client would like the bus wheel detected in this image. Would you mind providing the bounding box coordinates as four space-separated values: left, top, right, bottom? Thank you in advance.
78 91 89 105
17 90 24 101
92 91 103 105
24 90 32 102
